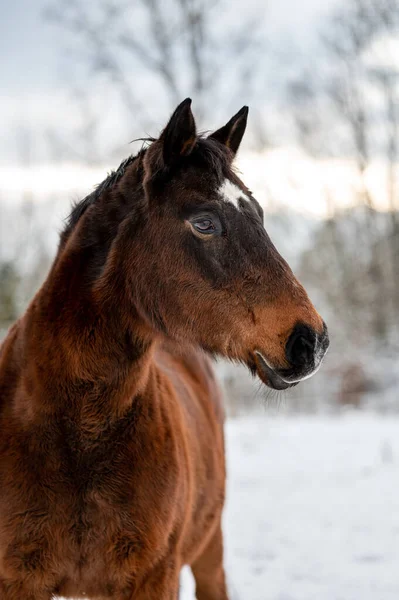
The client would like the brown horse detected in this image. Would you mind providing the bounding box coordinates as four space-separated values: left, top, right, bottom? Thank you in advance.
0 99 329 600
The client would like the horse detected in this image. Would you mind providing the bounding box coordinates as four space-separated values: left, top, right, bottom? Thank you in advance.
0 99 329 600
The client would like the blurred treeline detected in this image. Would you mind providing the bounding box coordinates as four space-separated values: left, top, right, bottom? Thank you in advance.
1 0 399 413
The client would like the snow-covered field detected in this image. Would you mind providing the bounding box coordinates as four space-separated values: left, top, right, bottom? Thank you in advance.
181 413 399 600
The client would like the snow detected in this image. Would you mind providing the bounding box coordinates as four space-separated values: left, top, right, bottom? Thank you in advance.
181 413 399 599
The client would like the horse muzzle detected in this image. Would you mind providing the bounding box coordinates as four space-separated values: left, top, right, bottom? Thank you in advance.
253 322 329 390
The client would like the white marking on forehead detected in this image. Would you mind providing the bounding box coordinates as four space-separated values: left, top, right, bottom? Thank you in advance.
218 179 250 211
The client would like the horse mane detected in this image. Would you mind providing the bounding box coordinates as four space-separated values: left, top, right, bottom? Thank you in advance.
62 149 148 243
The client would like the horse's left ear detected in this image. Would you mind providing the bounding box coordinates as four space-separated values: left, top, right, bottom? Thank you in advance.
209 106 249 156
160 98 197 167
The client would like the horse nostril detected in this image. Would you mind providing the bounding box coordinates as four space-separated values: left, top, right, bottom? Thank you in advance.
286 324 317 368
291 336 313 365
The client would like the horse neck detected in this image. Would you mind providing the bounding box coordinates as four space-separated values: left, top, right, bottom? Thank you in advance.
21 158 157 422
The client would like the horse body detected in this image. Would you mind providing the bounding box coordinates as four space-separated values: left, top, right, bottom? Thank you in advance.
0 99 329 599
0 319 225 598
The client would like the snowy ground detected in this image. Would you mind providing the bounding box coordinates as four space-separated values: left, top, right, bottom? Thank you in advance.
181 413 399 600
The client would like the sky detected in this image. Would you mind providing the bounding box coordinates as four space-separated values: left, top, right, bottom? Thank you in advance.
1 0 335 92
0 0 368 219
0 0 339 161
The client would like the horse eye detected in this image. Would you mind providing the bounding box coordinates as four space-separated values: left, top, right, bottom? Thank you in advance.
193 219 215 234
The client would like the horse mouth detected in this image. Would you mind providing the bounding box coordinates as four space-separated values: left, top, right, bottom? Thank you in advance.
251 352 297 391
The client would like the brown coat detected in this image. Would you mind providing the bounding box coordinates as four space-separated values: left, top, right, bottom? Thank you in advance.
0 99 328 599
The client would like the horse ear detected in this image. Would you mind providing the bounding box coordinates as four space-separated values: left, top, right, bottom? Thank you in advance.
209 106 249 156
160 98 197 167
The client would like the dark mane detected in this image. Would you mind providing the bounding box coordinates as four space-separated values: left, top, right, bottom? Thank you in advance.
62 149 147 242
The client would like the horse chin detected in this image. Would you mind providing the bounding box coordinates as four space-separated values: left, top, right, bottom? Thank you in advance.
251 352 297 391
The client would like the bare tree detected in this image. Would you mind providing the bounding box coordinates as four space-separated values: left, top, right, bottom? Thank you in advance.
45 0 266 163
0 127 52 333
287 0 399 342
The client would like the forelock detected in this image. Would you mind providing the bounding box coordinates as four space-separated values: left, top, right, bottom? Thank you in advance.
191 136 233 181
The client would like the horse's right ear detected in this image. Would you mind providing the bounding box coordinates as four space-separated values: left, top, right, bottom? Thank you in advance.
158 98 197 168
